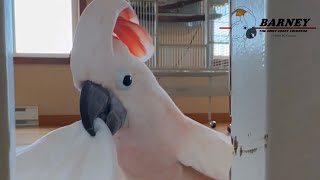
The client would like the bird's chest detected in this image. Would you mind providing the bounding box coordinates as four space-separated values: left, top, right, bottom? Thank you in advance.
114 132 181 180
113 130 213 180
115 144 212 180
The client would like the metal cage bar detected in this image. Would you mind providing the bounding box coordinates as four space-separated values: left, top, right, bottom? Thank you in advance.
129 0 230 74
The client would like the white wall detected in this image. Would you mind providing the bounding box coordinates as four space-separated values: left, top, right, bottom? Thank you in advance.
266 0 320 179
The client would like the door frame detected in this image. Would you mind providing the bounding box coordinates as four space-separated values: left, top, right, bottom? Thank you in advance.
0 0 16 179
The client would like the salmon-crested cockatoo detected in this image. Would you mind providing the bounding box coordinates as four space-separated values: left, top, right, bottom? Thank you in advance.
70 0 234 179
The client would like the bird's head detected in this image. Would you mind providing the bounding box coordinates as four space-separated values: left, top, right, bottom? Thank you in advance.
70 0 155 136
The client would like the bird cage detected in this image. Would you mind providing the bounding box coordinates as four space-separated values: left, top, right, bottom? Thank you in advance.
129 0 230 74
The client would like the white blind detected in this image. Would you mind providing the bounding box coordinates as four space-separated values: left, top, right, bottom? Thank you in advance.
13 0 74 56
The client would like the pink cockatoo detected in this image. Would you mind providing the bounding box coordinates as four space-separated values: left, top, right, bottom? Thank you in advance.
70 0 233 179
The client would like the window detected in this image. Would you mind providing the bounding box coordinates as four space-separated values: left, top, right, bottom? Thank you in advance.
211 4 230 57
13 0 78 57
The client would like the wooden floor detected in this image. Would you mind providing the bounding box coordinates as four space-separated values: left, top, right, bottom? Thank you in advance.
16 122 230 149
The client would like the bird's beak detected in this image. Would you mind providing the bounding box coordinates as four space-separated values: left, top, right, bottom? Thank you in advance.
80 80 127 136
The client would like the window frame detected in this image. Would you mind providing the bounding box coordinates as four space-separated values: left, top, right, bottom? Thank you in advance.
13 0 87 64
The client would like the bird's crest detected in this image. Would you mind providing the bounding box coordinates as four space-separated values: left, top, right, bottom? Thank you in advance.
113 7 154 62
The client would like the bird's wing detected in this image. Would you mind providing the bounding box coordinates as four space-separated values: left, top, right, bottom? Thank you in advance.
177 117 233 180
16 119 121 180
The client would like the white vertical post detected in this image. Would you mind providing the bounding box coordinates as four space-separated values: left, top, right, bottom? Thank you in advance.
204 0 210 69
230 0 268 179
231 0 320 179
154 0 159 69
208 96 212 122
0 0 16 179
72 0 80 37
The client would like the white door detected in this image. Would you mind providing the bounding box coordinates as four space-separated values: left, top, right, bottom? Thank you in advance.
0 0 16 179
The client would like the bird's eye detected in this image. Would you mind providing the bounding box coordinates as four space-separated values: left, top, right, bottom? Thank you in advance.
244 26 247 29
123 75 132 86
116 69 133 90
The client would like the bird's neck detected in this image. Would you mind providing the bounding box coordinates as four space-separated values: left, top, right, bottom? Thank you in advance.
125 84 187 143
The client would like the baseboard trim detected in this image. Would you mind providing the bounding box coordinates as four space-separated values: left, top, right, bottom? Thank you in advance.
39 113 231 127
